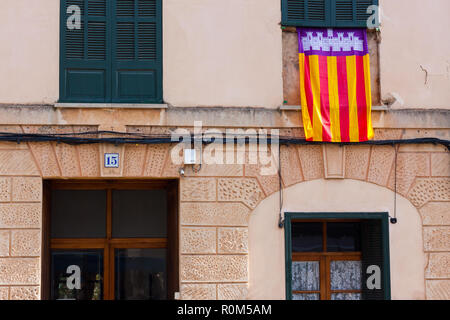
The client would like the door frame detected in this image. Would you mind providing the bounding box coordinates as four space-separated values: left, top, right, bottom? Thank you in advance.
41 179 179 300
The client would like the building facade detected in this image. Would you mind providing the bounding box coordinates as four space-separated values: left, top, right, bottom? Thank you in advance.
0 0 449 300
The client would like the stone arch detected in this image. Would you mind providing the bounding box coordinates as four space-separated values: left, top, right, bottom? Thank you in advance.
1 126 448 299
248 179 426 300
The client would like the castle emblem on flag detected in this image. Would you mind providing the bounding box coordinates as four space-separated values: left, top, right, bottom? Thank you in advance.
301 29 365 53
297 27 374 142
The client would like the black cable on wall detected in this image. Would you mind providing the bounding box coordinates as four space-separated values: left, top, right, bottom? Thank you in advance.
1 130 447 228
0 131 449 150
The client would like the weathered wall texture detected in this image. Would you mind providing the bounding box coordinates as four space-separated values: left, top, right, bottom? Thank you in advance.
163 0 283 108
0 138 42 300
0 125 448 300
379 0 450 109
0 0 59 104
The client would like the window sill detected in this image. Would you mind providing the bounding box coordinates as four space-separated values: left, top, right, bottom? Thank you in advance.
54 103 168 109
279 105 389 111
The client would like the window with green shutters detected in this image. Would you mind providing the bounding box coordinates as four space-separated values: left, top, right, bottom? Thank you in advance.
60 0 162 103
281 0 379 27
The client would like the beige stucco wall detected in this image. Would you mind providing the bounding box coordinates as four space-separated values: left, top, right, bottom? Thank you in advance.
3 0 449 109
0 0 283 108
163 0 283 108
248 179 426 300
0 0 60 104
379 0 450 109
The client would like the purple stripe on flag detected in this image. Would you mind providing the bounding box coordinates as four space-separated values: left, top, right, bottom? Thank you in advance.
297 27 368 57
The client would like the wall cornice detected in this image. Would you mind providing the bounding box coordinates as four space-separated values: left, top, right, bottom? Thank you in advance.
0 105 449 130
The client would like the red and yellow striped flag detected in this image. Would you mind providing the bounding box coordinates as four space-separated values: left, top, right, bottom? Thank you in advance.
298 28 374 142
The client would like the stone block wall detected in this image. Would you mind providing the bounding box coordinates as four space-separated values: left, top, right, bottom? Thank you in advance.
0 137 42 300
0 125 448 299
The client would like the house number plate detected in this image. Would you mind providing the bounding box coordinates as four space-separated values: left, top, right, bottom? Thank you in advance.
104 153 119 168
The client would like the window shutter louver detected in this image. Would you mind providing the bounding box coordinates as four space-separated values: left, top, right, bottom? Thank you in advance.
65 0 84 60
361 219 387 300
60 0 162 103
356 0 375 23
282 0 379 27
61 0 110 102
307 0 327 23
112 0 162 103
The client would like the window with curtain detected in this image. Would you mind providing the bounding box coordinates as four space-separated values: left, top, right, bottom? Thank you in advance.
285 215 390 300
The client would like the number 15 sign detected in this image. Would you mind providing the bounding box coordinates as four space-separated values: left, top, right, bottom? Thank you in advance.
104 153 119 168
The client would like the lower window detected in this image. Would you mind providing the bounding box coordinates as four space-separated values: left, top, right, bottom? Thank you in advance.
285 214 390 300
43 180 178 300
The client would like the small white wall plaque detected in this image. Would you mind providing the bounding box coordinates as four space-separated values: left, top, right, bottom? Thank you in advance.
184 149 197 165
104 153 119 168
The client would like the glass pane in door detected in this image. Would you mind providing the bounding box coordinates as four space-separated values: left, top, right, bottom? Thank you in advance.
51 190 107 238
112 189 167 238
51 250 103 300
115 248 166 300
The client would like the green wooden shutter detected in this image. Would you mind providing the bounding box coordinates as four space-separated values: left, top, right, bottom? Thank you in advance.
282 0 330 27
281 0 379 27
111 0 162 103
60 0 111 102
60 0 162 103
361 219 388 300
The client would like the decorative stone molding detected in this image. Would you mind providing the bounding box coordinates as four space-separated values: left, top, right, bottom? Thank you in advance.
217 283 249 300
180 203 250 227
181 227 217 254
408 178 450 208
181 178 216 202
180 255 248 282
420 202 450 225
9 286 40 300
323 145 345 179
218 178 264 209
345 145 371 181
367 145 396 187
0 258 40 285
0 124 449 300
297 145 324 181
180 284 216 300
426 280 450 300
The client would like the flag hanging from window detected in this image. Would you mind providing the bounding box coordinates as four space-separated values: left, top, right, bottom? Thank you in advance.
297 28 374 142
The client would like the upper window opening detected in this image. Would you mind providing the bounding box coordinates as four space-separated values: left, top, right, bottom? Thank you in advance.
60 0 162 103
281 0 379 28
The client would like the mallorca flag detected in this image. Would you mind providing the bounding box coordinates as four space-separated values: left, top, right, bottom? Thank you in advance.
298 28 374 142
